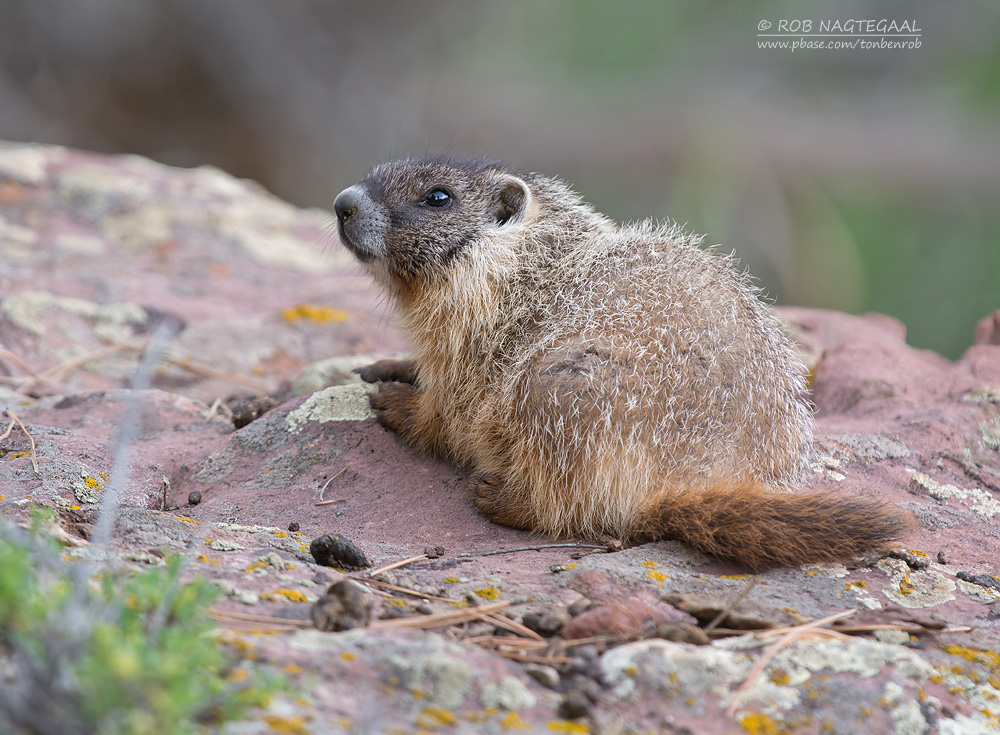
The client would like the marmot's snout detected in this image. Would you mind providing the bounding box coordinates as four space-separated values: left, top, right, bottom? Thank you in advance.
334 184 385 263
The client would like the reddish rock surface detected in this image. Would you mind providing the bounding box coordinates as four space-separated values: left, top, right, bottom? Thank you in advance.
2 142 999 734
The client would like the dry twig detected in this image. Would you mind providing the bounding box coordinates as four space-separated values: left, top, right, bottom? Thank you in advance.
317 464 352 502
371 600 510 630
704 577 760 634
368 554 429 577
459 542 607 558
4 409 39 475
726 609 855 718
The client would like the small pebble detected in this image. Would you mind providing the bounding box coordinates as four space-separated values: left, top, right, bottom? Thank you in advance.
567 597 592 617
559 690 592 720
524 664 560 689
374 571 398 586
521 608 570 636
537 609 570 635
231 395 278 429
310 533 371 569
423 546 445 559
416 603 434 615
937 550 948 564
288 521 300 533
462 622 494 639
311 580 374 632
311 571 333 586
187 491 202 506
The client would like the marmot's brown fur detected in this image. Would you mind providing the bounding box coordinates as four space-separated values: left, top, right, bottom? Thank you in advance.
334 156 910 569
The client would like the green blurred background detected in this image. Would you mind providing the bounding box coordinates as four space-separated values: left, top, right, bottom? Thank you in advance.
1 0 997 358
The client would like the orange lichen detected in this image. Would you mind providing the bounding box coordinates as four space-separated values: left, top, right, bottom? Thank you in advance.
281 303 348 324
416 708 458 728
260 589 309 603
740 712 782 735
499 711 529 730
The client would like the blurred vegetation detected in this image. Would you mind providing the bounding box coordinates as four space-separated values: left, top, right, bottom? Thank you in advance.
0 0 997 357
0 515 279 735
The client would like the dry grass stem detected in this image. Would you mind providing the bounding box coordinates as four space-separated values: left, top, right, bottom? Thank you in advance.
317 464 352 500
368 554 429 577
704 577 759 634
4 409 39 474
483 612 544 641
726 609 856 718
352 576 456 604
459 542 606 558
371 600 510 630
160 355 272 394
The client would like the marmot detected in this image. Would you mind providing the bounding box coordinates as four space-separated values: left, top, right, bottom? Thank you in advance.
333 156 910 569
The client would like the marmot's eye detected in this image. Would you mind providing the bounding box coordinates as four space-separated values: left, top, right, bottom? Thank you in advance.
422 189 452 208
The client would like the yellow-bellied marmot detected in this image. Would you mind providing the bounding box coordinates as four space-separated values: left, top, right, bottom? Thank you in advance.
333 156 910 569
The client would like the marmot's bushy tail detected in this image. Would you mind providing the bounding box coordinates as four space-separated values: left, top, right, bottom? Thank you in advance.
640 481 913 570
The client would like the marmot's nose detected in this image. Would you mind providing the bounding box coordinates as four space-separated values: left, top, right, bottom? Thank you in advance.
334 187 361 223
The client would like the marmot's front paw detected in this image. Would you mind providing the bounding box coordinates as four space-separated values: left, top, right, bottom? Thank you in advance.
369 381 419 434
354 358 417 384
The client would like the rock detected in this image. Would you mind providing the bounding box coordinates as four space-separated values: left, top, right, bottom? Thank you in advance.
523 664 560 689
230 394 279 428
3 143 1000 733
522 608 571 637
561 597 696 640
663 593 803 630
310 580 374 631
310 533 371 569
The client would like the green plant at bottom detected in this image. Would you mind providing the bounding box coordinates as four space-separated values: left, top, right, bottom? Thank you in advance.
0 519 279 735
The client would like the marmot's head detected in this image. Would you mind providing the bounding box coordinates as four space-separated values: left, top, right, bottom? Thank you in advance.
334 157 538 290
335 157 613 296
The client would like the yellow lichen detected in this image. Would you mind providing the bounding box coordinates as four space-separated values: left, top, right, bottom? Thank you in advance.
281 303 349 324
385 597 408 609
845 580 868 590
547 721 591 733
443 576 461 584
898 572 916 595
474 587 500 600
273 531 289 538
499 711 529 730
944 645 1000 669
5 451 30 460
341 652 357 662
740 712 781 735
643 560 667 582
261 589 309 603
282 664 304 675
174 515 202 524
261 715 309 735
770 669 791 686
416 707 458 728
721 574 753 580
84 476 100 489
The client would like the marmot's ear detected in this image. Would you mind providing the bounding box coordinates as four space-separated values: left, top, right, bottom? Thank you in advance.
493 176 534 225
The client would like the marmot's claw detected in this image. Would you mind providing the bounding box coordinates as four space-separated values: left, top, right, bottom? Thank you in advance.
354 358 417 384
369 381 418 432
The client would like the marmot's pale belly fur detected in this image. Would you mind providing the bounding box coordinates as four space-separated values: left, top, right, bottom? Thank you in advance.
334 157 910 569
